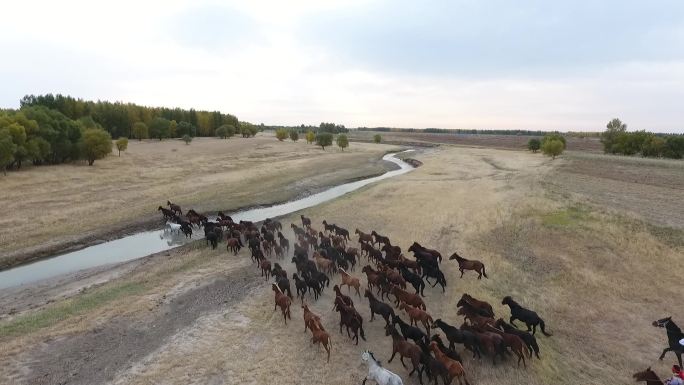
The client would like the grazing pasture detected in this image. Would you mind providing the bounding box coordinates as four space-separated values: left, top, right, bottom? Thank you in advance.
0 136 392 269
0 145 681 385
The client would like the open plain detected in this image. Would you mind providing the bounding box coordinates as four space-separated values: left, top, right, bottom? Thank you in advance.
0 143 682 385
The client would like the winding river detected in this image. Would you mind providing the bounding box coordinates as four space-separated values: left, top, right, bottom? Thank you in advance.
0 151 415 290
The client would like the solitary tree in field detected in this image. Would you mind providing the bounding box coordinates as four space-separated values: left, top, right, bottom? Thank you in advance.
290 130 299 142
182 134 192 145
82 128 113 165
336 134 349 151
542 139 564 159
275 128 288 141
316 132 333 150
527 138 541 153
115 137 128 156
373 134 382 144
131 122 148 141
601 118 627 154
306 130 315 144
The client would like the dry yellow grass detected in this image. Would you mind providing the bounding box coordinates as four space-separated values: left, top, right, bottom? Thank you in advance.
0 135 392 267
1 145 682 385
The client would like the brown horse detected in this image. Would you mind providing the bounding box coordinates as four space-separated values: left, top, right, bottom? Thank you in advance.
166 200 182 215
355 229 373 244
339 268 361 297
460 323 506 365
633 367 665 385
449 252 488 279
313 252 335 275
398 302 433 335
260 259 272 280
457 307 495 328
310 322 332 363
429 341 471 385
272 284 291 324
226 237 242 255
302 302 323 332
391 285 426 310
301 215 312 228
485 324 529 368
385 324 424 379
457 293 495 318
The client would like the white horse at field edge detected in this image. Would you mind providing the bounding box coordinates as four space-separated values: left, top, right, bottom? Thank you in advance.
361 350 403 385
164 222 181 234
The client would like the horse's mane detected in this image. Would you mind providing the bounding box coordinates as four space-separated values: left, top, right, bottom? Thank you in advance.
667 319 683 334
368 352 382 367
503 296 520 308
454 254 467 262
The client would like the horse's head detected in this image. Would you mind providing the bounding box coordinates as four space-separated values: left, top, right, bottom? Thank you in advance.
361 350 370 362
653 316 671 328
502 296 513 306
633 367 658 382
456 297 466 308
448 252 461 260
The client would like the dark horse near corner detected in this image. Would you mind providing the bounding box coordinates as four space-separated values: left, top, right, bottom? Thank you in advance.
653 316 683 367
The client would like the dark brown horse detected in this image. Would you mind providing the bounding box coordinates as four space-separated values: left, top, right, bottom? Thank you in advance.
457 293 495 318
166 200 182 215
449 252 488 279
272 284 291 324
356 229 373 244
385 324 424 380
633 367 664 385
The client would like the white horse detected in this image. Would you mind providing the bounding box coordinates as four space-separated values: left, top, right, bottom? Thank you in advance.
164 222 181 234
361 350 403 385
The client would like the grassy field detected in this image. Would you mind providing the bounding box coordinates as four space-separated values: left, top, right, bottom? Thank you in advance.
0 145 682 385
0 135 393 269
348 130 604 152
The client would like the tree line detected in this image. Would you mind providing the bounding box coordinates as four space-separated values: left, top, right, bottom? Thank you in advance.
266 122 349 134
600 118 683 159
20 94 242 139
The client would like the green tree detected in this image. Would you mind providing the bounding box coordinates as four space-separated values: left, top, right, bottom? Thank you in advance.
541 133 566 149
316 132 333 150
336 134 349 151
182 134 192 145
149 117 170 141
275 128 288 141
527 138 541 153
373 134 381 144
115 137 128 156
305 130 315 144
219 124 235 138
239 122 258 137
131 122 148 141
541 139 564 159
215 126 228 139
81 128 113 165
663 136 684 159
601 118 627 153
289 130 299 142
641 135 666 157
168 120 178 138
0 130 17 175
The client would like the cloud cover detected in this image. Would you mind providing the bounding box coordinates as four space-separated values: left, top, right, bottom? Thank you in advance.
1 0 682 132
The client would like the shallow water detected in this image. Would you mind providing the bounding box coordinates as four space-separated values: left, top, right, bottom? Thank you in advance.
0 151 414 290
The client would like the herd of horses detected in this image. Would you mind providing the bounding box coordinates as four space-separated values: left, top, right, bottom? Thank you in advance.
157 201 682 384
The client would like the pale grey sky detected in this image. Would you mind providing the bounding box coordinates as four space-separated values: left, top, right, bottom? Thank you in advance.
1 0 683 132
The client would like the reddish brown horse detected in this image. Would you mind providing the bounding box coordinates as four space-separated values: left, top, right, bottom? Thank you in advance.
166 200 182 215
429 341 471 385
485 324 529 368
310 321 332 363
272 284 291 324
457 293 495 318
339 268 361 297
385 324 424 379
391 285 426 310
449 252 488 279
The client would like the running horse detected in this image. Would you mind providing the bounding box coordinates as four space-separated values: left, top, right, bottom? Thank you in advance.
653 316 684 367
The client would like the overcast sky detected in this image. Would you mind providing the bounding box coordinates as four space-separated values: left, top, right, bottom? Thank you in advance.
1 0 683 132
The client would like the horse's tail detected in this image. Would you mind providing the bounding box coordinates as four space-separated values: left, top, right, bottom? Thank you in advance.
238 238 244 247
539 319 553 336
481 265 488 278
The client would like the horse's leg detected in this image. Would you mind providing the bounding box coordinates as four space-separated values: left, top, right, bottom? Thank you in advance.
388 350 397 363
509 316 518 328
477 269 482 279
460 268 464 278
659 347 673 360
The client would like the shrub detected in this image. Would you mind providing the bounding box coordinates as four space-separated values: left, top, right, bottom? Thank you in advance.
541 139 564 159
527 138 541 153
305 130 315 144
275 128 288 141
541 133 566 149
289 130 299 142
373 134 382 144
115 137 128 157
336 134 349 151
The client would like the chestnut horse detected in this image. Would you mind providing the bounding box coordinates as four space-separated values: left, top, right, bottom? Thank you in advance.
310 322 332 363
429 341 471 385
449 252 488 279
272 284 291 324
339 268 361 297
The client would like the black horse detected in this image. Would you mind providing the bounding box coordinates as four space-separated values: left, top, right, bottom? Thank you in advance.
432 318 481 358
418 260 446 292
502 296 552 336
653 316 684 367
